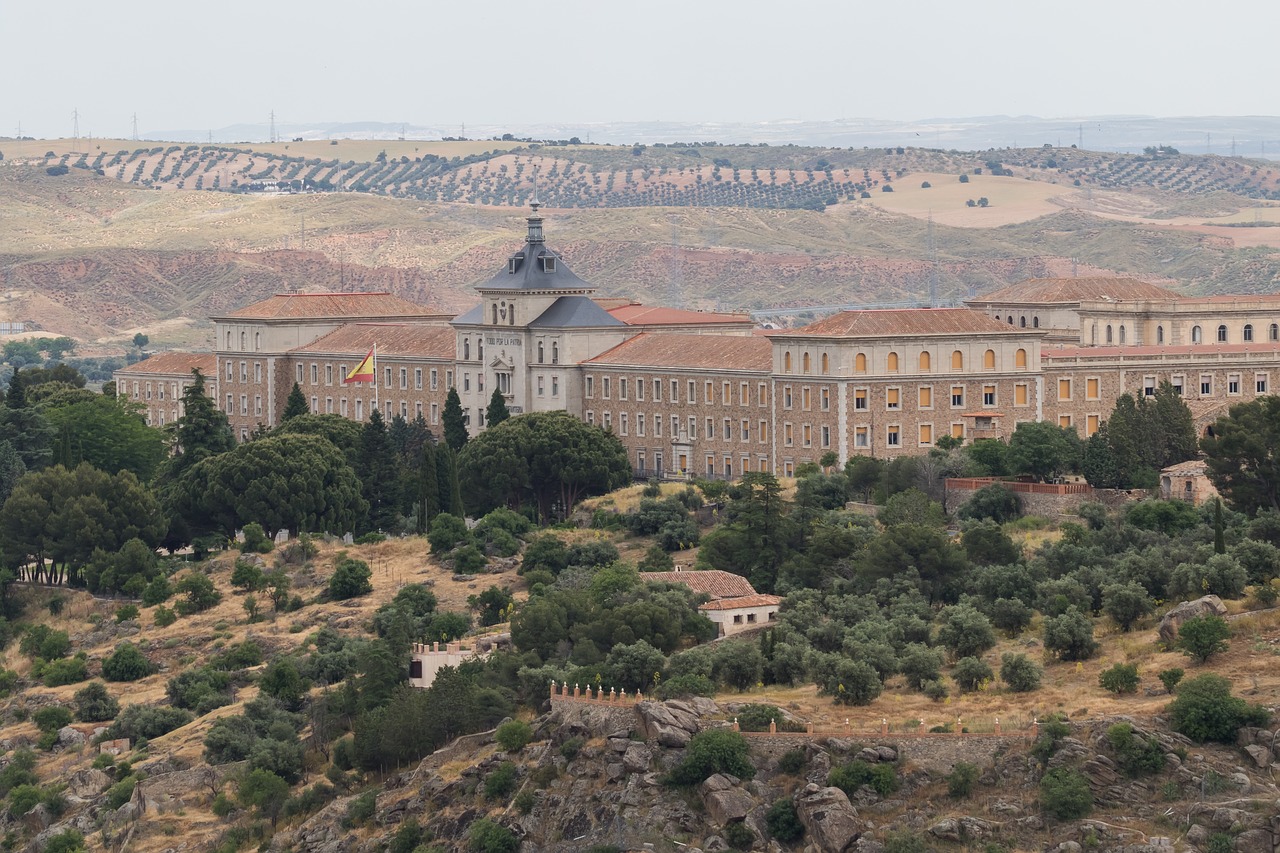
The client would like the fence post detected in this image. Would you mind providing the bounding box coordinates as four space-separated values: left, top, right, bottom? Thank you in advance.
573 683 580 698
769 719 777 734
881 718 887 736
732 717 739 732
995 717 1002 736
549 680 556 700
1031 717 1039 739
918 720 925 735
807 722 814 735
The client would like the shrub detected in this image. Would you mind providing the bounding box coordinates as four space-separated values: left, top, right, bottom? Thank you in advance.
1001 653 1042 692
33 705 73 732
900 644 943 691
723 821 756 850
1159 668 1184 693
231 559 265 591
1105 722 1166 777
923 679 949 702
328 557 373 600
884 831 930 853
952 657 993 693
173 572 222 615
106 703 193 741
559 737 584 761
105 776 136 810
468 818 518 853
735 704 804 733
666 730 754 785
656 673 716 700
1030 715 1071 764
1039 766 1092 820
513 790 535 815
1101 582 1152 632
20 625 71 661
40 656 89 687
947 761 979 798
778 749 806 775
484 761 518 800
240 522 273 554
1176 615 1231 663
1043 607 1098 661
766 798 804 841
102 642 155 682
115 604 140 624
1169 674 1271 743
957 484 1022 523
829 760 899 798
43 831 85 853
495 720 532 752
936 605 997 659
1098 662 1140 694
988 597 1033 636
141 574 171 606
344 790 376 827
153 606 177 627
74 681 120 722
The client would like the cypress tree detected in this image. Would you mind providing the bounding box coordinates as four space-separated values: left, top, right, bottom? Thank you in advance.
357 410 399 532
0 368 53 469
172 369 234 475
443 388 468 451
282 382 309 422
417 441 440 533
486 389 510 429
436 445 464 517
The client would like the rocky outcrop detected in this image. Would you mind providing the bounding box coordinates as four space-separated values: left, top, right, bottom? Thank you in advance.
795 783 861 853
1158 595 1227 645
636 699 702 748
698 774 755 826
928 816 995 842
64 769 112 802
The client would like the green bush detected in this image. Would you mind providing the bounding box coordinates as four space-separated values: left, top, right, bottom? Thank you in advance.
106 703 193 741
105 776 136 810
33 705 73 732
328 557 373 600
765 798 804 842
230 559 265 591
495 720 532 752
656 673 716 699
1039 766 1092 819
20 625 71 661
1159 668 1184 693
1105 723 1166 777
1176 615 1231 663
1043 607 1098 661
173 572 222 615
723 820 755 850
1000 653 1042 692
344 790 376 827
734 703 805 733
468 818 518 853
483 761 517 800
513 789 535 815
559 736 584 761
778 749 807 775
829 760 898 798
883 830 931 853
666 730 754 785
44 830 85 853
153 606 177 627
947 762 978 798
102 642 155 682
115 604 140 624
1030 715 1071 764
952 657 993 693
1098 663 1140 694
141 574 171 606
8 783 43 818
74 681 120 722
1169 674 1271 743
39 655 88 687
240 522 273 554
212 791 234 817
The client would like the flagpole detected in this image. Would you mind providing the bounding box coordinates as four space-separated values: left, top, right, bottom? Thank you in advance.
373 343 378 418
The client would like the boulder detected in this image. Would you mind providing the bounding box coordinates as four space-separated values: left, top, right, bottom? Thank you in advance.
1158 595 1227 646
875 746 897 763
699 774 755 825
1244 744 1271 769
56 726 86 749
1232 829 1273 853
623 743 652 774
795 784 861 853
65 768 112 800
929 817 994 842
637 700 701 748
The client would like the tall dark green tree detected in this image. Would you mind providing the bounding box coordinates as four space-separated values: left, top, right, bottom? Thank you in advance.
436 444 464 517
442 388 468 451
170 370 234 476
1081 424 1123 488
1006 421 1081 483
1202 396 1280 514
0 369 53 469
0 440 25 507
43 395 165 480
282 383 309 422
697 472 803 594
417 441 440 533
357 410 399 532
485 389 510 429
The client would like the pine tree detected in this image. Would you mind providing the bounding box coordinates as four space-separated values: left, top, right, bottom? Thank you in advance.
282 382 308 422
436 444 464 516
357 410 399 532
417 441 440 533
172 369 234 476
0 369 53 469
486 389 510 429
443 388 468 451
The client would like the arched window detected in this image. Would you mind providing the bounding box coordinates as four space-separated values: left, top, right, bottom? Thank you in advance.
886 352 899 373
1033 317 1040 328
537 341 544 364
1106 325 1113 344
1192 325 1202 343
509 304 515 326
951 350 964 370
463 339 470 360
478 339 484 360
820 353 829 375
1015 348 1027 369
1217 324 1228 343
784 352 792 372
1007 316 1014 325
1020 316 1027 328
1271 323 1279 342
1156 325 1165 344
1244 323 1254 342
552 341 559 364
240 331 247 350
855 353 867 374
226 331 232 349
919 351 931 372
802 352 811 374
1119 326 1126 344
254 332 261 351
1091 324 1097 345
983 349 996 369
492 304 499 325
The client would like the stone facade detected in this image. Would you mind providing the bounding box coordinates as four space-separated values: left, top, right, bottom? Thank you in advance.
408 641 491 690
114 352 218 428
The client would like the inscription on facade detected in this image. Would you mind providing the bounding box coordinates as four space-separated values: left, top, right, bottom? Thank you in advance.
486 336 523 346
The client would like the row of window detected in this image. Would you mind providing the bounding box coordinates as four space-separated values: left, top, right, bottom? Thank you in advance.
632 449 772 479
780 348 1029 375
226 330 261 352
130 380 191 401
1054 373 1269 401
1093 322 1280 346
586 376 771 407
585 412 771 444
291 362 448 391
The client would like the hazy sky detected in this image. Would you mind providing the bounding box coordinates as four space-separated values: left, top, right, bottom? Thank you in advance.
4 0 1275 139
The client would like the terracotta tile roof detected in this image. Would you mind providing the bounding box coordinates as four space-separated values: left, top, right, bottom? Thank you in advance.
290 324 456 359
970 278 1178 304
585 333 771 372
1162 460 1210 474
218 292 449 321
117 352 216 376
1045 344 1280 359
772 308 1015 338
605 302 753 326
698 594 783 611
638 569 758 599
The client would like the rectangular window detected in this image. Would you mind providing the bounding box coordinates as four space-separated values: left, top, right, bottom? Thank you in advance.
240 395 248 415
951 386 964 408
310 396 317 412
537 375 545 396
415 368 423 390
636 380 644 402
854 388 868 410
552 376 559 397
603 377 611 399
984 385 997 406
587 411 595 425
586 376 594 397
655 415 662 437
670 415 677 437
603 412 611 430
1201 375 1213 396
723 418 731 440
1059 415 1073 428
1086 377 1099 400
619 378 628 400
430 368 439 391
637 414 645 437
741 419 750 442
620 413 628 436
886 388 900 410
759 420 768 443
296 363 304 383
226 362 233 381
757 383 767 407
706 455 715 475
1014 384 1028 406
254 363 261 383
918 386 932 409
802 387 811 410
254 395 262 416
784 385 793 408
951 423 964 439
705 381 713 404
820 387 830 411
1172 375 1184 395
1058 378 1072 401
784 423 793 446
705 417 713 440
855 426 869 447
226 394 234 414
464 373 471 392
416 402 423 419
399 368 408 390
919 423 933 445
240 361 247 382
356 399 363 420
654 379 662 401
1229 374 1241 395
326 364 333 385
1144 376 1156 397
689 416 697 439
446 370 453 387
326 397 334 414
821 425 831 447
637 450 646 471
887 425 900 447
688 381 696 404
384 367 392 389
803 424 812 447
310 363 318 384
671 380 678 402
740 382 749 406
723 381 731 403
1086 414 1099 436
1257 373 1269 394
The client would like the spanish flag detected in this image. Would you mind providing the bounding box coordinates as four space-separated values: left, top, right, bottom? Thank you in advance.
344 346 375 384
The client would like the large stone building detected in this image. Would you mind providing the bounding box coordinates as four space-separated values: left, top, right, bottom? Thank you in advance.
116 206 1280 476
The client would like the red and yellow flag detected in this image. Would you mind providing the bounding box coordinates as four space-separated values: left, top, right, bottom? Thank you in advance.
344 346 375 384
